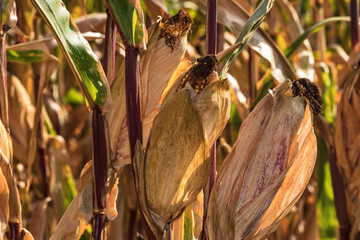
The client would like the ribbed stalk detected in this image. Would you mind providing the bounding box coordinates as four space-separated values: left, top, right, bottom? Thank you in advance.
203 0 217 238
350 0 359 47
329 146 350 240
0 16 9 129
0 1 20 238
9 222 20 240
102 9 116 84
248 49 258 105
91 108 109 240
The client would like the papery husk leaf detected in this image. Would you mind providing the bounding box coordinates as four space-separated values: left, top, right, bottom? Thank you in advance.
142 11 190 116
206 80 317 239
143 89 209 233
109 10 190 162
105 174 119 221
26 64 50 191
251 104 316 239
112 109 159 169
26 198 52 240
0 167 9 239
194 79 231 147
335 69 360 238
0 120 11 162
0 150 21 223
7 74 34 163
50 160 118 239
107 62 127 154
108 166 139 239
49 162 92 240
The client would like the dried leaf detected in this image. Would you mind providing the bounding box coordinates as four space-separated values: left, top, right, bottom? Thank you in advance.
0 168 9 239
7 74 35 163
335 69 360 238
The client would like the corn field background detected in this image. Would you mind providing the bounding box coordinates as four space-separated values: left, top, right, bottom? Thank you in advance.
0 0 359 239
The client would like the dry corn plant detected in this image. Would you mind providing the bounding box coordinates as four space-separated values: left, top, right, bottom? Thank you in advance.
0 0 359 239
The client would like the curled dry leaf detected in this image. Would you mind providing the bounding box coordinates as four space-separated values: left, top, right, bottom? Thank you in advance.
206 80 319 239
50 161 119 240
335 69 360 238
0 118 21 225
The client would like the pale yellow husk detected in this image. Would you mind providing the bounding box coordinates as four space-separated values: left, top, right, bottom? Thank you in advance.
135 89 209 238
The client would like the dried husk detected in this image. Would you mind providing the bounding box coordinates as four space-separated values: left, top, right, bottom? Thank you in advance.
206 80 317 240
0 117 21 226
134 89 209 238
335 69 360 238
0 167 9 240
107 8 192 162
49 161 119 240
194 79 231 147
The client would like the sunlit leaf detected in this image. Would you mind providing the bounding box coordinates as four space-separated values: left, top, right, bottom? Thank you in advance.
215 0 275 78
284 17 351 58
317 139 338 239
30 0 111 112
6 50 45 63
105 0 145 46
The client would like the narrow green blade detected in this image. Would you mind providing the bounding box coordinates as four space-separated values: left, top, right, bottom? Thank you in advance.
105 0 145 47
30 0 110 112
219 0 274 78
284 16 350 58
6 49 46 63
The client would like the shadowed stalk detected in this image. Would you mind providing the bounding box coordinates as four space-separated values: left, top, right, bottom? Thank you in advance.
124 46 142 158
203 0 217 238
329 147 350 240
9 222 20 240
91 108 109 240
0 0 9 129
350 0 359 47
107 4 155 236
248 49 258 105
91 10 116 239
315 116 350 240
33 16 50 197
0 1 20 239
102 9 116 84
315 0 326 62
123 44 156 240
216 23 224 52
206 0 217 55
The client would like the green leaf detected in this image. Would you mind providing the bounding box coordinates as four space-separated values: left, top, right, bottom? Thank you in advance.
106 0 145 46
319 63 337 125
63 87 85 109
317 138 338 240
30 0 110 112
284 16 350 58
219 0 274 78
6 49 45 63
183 207 193 240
